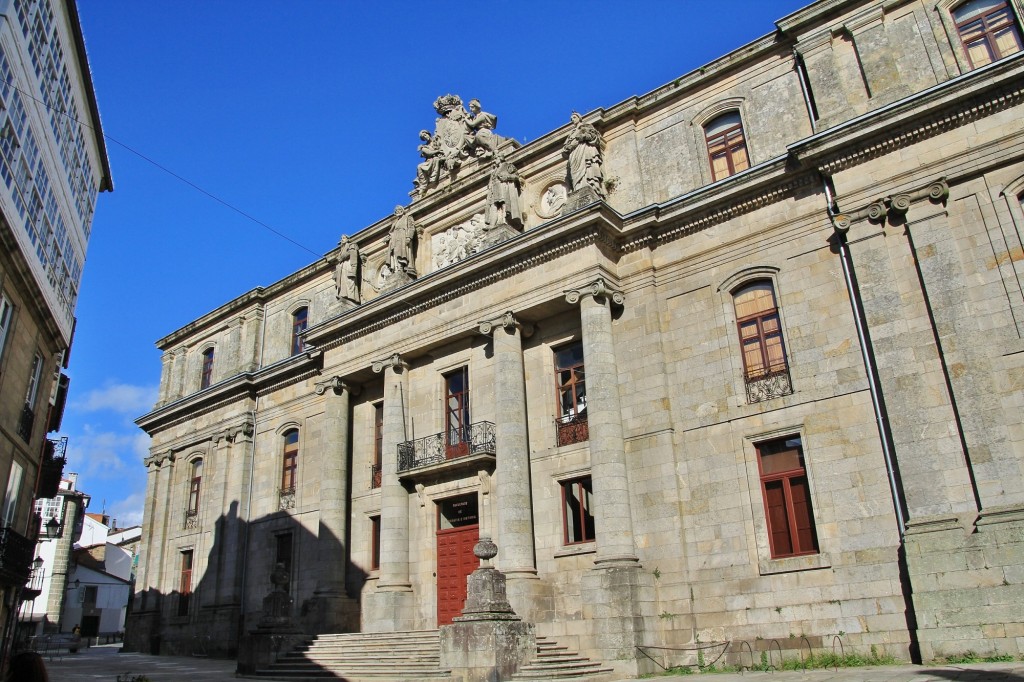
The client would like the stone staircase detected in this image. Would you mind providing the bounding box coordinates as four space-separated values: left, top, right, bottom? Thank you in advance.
248 630 451 681
511 636 615 681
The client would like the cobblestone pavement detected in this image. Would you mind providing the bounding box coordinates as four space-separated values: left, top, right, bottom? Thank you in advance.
32 644 1024 682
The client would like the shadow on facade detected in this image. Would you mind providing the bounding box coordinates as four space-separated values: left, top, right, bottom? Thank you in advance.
124 499 368 665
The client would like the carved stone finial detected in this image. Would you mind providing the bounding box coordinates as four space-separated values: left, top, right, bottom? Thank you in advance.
564 278 624 306
474 536 498 566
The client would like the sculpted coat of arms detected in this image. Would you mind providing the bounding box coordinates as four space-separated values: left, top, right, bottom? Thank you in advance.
413 94 508 198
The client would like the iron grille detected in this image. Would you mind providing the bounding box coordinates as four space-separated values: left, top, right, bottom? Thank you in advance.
744 366 794 403
184 510 198 530
397 421 495 472
16 404 34 442
555 413 589 447
0 526 34 583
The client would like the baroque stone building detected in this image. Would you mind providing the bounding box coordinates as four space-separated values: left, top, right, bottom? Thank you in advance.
130 0 1024 675
0 0 110 671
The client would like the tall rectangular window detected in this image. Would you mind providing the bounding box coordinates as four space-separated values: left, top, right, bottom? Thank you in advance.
200 348 214 389
178 550 193 616
25 353 42 407
561 476 595 545
187 459 203 516
372 403 383 489
275 533 293 594
370 515 381 570
757 435 818 559
291 307 308 355
281 430 298 492
444 367 470 458
554 341 588 446
734 282 788 381
0 293 12 362
954 0 1022 68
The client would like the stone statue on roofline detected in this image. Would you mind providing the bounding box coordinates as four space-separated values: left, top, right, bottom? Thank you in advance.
383 205 422 291
561 111 606 213
334 235 364 304
479 155 524 252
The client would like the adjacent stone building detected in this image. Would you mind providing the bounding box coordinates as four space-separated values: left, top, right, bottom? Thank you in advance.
129 0 1024 675
0 0 110 671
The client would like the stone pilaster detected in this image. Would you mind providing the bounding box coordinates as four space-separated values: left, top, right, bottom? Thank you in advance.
363 354 415 632
478 312 541 620
148 452 176 610
310 376 359 631
202 431 234 609
156 352 173 407
564 278 648 677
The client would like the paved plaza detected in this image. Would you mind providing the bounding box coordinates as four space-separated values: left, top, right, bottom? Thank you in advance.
28 643 1024 681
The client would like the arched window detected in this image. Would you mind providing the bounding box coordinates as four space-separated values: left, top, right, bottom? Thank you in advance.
734 281 790 400
291 307 308 355
705 112 749 182
953 0 1022 68
281 429 298 492
187 459 203 517
200 347 214 389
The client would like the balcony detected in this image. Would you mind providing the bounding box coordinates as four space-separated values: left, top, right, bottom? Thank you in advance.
184 509 198 530
0 526 35 585
370 463 382 489
744 366 793 403
555 413 588 447
38 437 68 499
279 487 296 511
397 421 495 483
16 404 34 442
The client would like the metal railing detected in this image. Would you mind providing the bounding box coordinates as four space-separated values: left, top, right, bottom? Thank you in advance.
744 366 793 403
370 464 382 489
555 413 588 446
17 404 34 442
0 526 34 583
397 421 495 472
183 510 198 530
278 487 295 510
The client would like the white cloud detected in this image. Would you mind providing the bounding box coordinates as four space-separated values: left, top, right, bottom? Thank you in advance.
64 425 148 480
71 382 158 415
107 491 146 528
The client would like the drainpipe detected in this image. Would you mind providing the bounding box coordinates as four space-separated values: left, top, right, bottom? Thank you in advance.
793 50 818 134
825 179 906 534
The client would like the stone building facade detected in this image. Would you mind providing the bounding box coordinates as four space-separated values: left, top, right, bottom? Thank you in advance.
130 0 1024 674
0 0 110 671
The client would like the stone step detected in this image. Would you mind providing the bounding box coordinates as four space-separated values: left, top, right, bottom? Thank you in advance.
511 636 614 681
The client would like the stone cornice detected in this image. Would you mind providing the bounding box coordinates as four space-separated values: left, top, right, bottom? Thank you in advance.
136 350 321 435
789 53 1024 175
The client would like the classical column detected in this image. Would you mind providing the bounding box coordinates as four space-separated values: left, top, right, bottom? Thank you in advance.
478 314 537 578
564 279 638 566
565 278 647 675
364 354 414 631
308 377 360 631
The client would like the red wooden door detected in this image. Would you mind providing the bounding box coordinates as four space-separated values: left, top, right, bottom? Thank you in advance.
436 524 479 625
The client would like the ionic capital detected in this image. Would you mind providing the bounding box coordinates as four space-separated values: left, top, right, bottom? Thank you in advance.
371 353 407 374
832 178 949 235
314 375 361 397
477 311 535 338
144 449 177 469
564 277 624 307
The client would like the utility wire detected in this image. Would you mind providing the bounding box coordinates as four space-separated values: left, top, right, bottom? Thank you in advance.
2 76 322 258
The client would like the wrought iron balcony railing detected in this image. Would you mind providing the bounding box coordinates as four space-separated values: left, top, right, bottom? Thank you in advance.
370 463 382 489
397 421 495 472
16 404 34 442
279 487 296 510
38 437 68 499
555 413 589 447
0 526 35 584
184 509 198 530
744 366 794 403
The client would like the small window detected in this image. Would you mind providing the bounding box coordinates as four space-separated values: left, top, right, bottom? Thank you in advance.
200 347 214 390
562 477 595 545
0 293 13 362
953 0 1023 69
187 459 203 516
757 436 818 559
178 550 193 616
372 403 383 489
554 341 588 446
370 515 381 570
705 112 750 181
291 307 308 355
281 429 298 492
733 280 790 384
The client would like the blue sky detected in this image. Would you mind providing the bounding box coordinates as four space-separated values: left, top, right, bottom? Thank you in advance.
63 1 808 526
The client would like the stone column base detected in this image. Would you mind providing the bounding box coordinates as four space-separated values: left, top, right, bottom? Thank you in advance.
505 573 546 623
905 507 1024 661
362 587 416 632
580 562 652 678
441 619 536 682
303 591 360 634
236 626 305 675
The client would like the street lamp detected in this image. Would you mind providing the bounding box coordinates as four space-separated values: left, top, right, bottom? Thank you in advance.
44 517 59 539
